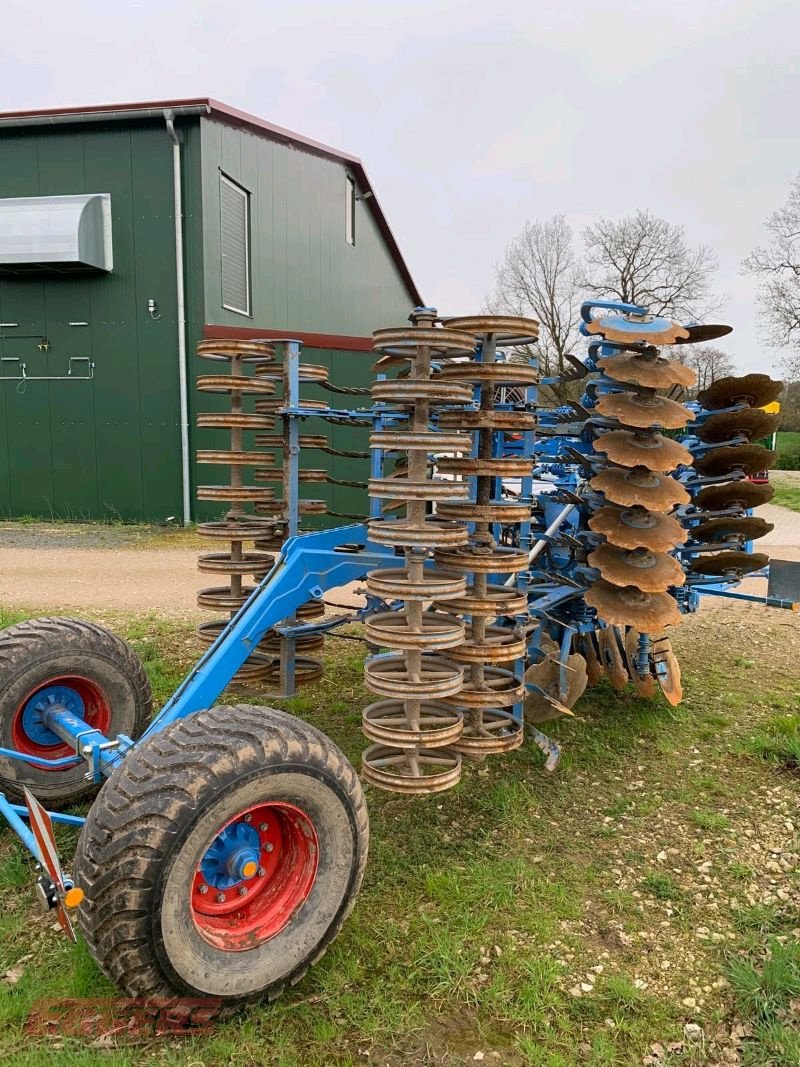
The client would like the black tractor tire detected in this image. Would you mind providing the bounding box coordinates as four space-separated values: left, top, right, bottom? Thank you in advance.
0 617 152 804
74 704 369 1007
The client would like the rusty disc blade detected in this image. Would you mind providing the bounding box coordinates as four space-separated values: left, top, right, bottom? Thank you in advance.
697 373 783 411
595 391 694 430
695 408 781 444
652 633 682 706
590 466 691 509
586 580 682 631
687 551 769 577
597 627 629 690
693 444 776 477
525 653 586 723
441 314 540 344
585 314 689 346
674 323 733 345
589 544 685 592
693 480 774 510
589 505 686 552
593 430 692 472
623 629 656 699
597 353 697 390
578 633 604 686
691 516 775 544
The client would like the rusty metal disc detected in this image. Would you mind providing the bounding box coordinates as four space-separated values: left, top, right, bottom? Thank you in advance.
368 519 470 549
254 433 329 449
593 430 692 471
693 444 776 477
623 629 657 699
697 374 783 411
438 409 537 431
196 338 275 362
652 633 682 706
255 500 327 516
695 408 781 444
196 374 277 395
594 391 694 430
197 551 275 575
441 314 540 344
692 516 774 544
586 314 690 346
597 626 629 689
441 666 524 709
197 585 258 611
197 485 275 503
361 745 461 795
436 501 532 523
578 633 604 686
453 710 525 755
437 362 539 386
586 580 682 631
368 477 469 501
365 567 466 602
446 626 527 664
196 412 276 430
436 457 534 477
262 656 325 689
296 600 326 620
589 505 686 552
371 379 474 407
370 430 472 452
692 480 774 510
525 648 587 723
589 544 685 592
590 465 691 509
362 700 463 748
434 546 530 573
674 323 733 345
197 450 276 467
198 518 280 541
372 326 478 357
258 629 325 653
597 353 697 390
364 653 464 700
687 551 769 577
434 586 528 617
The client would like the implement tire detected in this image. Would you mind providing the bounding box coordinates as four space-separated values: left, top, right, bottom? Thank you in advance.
74 704 368 1007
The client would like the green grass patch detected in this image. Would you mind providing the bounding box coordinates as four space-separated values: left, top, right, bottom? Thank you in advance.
776 431 800 471
743 713 800 773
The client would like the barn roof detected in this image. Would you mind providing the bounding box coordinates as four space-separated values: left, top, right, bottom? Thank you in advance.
0 97 423 305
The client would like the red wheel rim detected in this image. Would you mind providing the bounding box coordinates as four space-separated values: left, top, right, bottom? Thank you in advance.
190 802 319 951
11 674 112 768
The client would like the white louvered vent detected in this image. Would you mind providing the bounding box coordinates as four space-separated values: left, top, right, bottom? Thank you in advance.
220 175 250 315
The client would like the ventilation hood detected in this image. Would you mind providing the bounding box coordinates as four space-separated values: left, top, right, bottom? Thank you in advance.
0 193 113 272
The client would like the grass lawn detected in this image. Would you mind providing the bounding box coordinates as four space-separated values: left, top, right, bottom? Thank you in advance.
776 431 800 472
0 604 798 1066
772 479 800 513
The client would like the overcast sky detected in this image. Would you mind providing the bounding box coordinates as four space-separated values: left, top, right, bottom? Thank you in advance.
3 0 798 375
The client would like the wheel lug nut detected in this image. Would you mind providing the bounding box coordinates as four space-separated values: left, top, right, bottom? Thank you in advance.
265 843 274 853
238 886 248 896
244 814 252 823
257 867 265 877
198 884 209 895
259 823 268 831
216 892 226 903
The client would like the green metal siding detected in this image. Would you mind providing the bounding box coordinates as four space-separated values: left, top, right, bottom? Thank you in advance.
0 121 193 521
199 119 415 334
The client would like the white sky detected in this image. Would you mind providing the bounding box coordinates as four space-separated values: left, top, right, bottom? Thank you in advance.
3 0 798 374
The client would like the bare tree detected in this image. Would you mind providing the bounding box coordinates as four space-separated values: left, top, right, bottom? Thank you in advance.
488 215 582 384
673 344 736 397
581 210 720 320
743 173 800 379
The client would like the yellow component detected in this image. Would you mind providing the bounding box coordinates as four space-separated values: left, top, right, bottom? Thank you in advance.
762 401 780 414
64 887 85 909
242 860 258 879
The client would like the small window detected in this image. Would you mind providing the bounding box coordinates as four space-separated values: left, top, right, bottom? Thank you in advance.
220 174 250 315
345 174 356 246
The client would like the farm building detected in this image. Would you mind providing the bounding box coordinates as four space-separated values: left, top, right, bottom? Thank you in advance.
0 98 421 523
